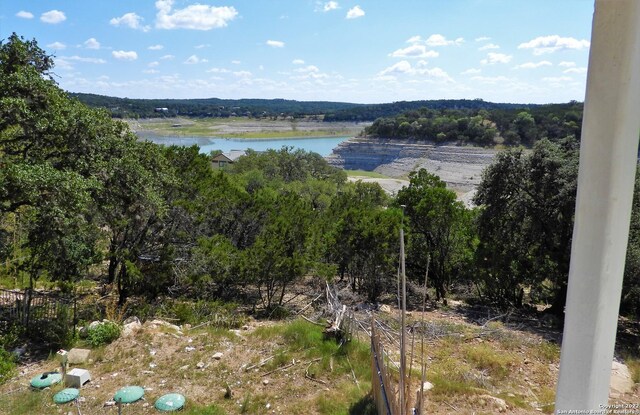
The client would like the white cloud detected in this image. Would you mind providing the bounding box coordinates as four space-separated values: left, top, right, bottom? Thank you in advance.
65 56 107 64
518 35 590 55
47 41 66 50
155 0 238 30
389 45 439 59
513 61 552 69
195 44 210 49
481 52 512 65
184 55 208 64
346 5 365 19
231 60 241 65
149 61 160 67
471 75 511 84
475 36 491 42
378 60 453 82
266 40 285 48
406 35 422 44
112 50 138 61
84 38 100 50
478 43 500 51
160 54 175 60
322 1 339 12
461 68 481 75
563 67 587 74
143 69 160 74
41 10 66 24
295 65 320 73
233 70 252 77
559 61 576 67
16 11 34 19
207 67 231 73
542 76 573 84
148 44 164 50
292 59 305 65
424 34 464 47
110 12 149 31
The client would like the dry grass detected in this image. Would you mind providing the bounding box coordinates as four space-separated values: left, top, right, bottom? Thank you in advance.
0 319 373 415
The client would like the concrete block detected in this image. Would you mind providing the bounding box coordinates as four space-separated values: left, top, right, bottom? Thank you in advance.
65 368 91 388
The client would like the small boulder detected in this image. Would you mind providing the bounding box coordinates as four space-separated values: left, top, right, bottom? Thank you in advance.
478 395 507 412
379 304 392 313
213 352 223 360
67 348 91 365
122 320 142 337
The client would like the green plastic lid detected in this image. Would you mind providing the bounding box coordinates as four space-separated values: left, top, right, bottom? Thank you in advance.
30 372 62 389
114 386 145 404
53 388 80 404
155 393 185 412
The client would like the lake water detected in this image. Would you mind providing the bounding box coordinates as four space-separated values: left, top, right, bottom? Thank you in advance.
140 135 348 157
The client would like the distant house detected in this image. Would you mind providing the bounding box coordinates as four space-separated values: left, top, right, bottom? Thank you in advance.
211 150 246 169
154 107 169 112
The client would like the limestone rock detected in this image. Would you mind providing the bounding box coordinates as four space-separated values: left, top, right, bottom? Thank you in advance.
610 361 634 398
122 319 142 337
67 348 91 365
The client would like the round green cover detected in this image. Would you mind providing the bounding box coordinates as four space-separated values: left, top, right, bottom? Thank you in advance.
155 393 185 412
113 386 145 404
53 388 80 404
30 372 62 389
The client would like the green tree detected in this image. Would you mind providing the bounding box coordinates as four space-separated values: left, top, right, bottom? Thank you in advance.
396 169 476 302
474 138 578 310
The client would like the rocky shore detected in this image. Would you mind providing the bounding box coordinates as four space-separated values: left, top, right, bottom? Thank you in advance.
326 137 498 194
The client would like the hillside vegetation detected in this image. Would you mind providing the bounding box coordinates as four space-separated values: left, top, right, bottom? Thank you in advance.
1 33 640 412
363 103 582 147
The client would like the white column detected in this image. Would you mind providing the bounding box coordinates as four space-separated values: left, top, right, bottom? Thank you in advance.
556 0 640 410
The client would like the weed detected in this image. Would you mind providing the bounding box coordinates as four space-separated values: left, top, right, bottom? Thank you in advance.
0 389 50 414
537 386 556 414
627 358 640 383
463 343 515 380
0 346 16 385
86 321 121 347
533 340 561 363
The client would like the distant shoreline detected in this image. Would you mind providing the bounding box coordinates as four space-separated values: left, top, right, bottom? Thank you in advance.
127 117 370 140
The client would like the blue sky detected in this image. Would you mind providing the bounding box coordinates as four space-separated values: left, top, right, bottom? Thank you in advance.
1 1 594 104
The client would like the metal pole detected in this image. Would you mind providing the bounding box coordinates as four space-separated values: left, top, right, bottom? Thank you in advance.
399 211 407 415
556 0 640 409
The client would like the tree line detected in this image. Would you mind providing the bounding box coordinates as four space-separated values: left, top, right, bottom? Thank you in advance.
364 104 583 146
71 93 362 119
2 34 640 324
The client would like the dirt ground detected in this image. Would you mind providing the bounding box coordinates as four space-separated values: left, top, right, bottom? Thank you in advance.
2 288 638 415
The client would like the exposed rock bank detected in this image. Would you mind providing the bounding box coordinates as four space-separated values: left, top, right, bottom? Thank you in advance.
326 137 498 193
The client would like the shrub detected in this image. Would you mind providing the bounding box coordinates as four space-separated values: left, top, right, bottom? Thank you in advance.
87 321 121 347
0 346 16 385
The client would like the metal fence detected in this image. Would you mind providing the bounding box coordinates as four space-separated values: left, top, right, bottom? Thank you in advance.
0 288 76 335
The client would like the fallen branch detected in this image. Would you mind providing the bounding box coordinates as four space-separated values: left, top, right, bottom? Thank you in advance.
261 361 296 377
296 293 323 315
305 360 328 385
300 315 325 326
190 321 211 330
245 355 275 372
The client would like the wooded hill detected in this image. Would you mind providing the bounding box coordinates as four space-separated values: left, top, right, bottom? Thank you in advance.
72 92 571 124
363 103 583 146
